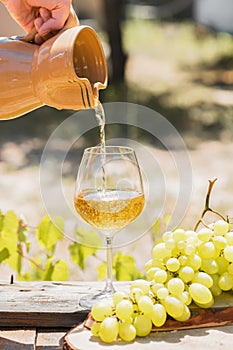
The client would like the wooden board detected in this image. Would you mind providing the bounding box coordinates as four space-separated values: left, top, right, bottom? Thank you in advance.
0 330 36 350
0 281 130 328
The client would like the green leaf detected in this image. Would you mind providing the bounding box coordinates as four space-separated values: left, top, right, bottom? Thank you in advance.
69 242 97 270
36 216 64 253
51 260 68 281
42 258 54 280
75 227 102 248
97 252 144 282
0 211 4 232
1 210 19 253
69 227 102 270
0 248 9 263
6 250 22 274
113 252 144 281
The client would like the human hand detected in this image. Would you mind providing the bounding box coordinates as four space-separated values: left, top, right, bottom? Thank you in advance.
1 0 74 44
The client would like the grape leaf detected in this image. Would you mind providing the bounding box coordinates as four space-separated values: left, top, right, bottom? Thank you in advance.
69 242 97 270
51 260 68 281
69 227 102 270
36 216 64 253
75 227 102 248
0 248 9 263
42 258 54 280
98 252 144 281
0 210 19 253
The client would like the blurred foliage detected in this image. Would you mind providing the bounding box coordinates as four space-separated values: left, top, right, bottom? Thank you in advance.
0 210 142 282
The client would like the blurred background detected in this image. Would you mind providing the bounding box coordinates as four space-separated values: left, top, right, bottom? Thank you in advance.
0 0 233 279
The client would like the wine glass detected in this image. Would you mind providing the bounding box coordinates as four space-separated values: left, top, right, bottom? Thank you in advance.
74 146 144 309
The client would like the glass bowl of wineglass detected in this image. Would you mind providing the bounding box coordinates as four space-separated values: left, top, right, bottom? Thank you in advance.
74 145 144 309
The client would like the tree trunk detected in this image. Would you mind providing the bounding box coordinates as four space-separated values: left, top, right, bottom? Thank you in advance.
102 0 127 83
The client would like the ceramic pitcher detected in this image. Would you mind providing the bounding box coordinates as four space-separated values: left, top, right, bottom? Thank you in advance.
0 10 107 120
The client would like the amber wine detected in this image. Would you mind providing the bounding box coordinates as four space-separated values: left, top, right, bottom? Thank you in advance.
74 189 144 232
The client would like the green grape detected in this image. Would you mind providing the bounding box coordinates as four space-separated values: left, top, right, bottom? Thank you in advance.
201 259 219 275
177 240 186 252
224 246 233 263
179 266 194 282
185 230 198 243
151 258 166 270
134 314 152 337
153 269 168 283
172 228 186 242
180 291 192 305
218 272 233 291
99 317 119 343
162 231 173 242
145 259 153 271
216 256 229 275
138 295 154 315
130 287 144 303
150 282 164 296
152 242 171 260
194 296 214 308
225 232 233 245
112 291 128 306
147 267 159 280
197 227 213 242
198 241 216 259
151 303 167 327
119 322 136 342
213 235 227 250
130 279 150 295
166 257 180 272
165 238 176 250
184 243 195 256
178 255 189 266
167 278 185 296
189 283 213 304
210 274 222 297
116 299 133 320
192 271 213 288
156 287 169 300
187 254 202 271
228 263 233 274
163 295 184 318
91 300 113 322
175 304 191 322
213 220 229 236
91 322 101 337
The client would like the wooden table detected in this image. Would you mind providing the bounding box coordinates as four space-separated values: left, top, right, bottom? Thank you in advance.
1 281 233 349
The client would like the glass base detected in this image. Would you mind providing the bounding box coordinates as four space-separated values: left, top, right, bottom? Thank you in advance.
79 287 116 310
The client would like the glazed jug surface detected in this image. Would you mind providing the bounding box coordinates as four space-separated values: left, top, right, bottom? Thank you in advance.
0 11 107 120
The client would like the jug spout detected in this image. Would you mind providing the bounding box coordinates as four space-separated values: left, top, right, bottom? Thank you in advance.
32 25 108 110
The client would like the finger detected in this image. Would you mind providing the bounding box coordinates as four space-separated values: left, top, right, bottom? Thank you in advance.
37 8 69 37
34 16 44 31
34 33 45 45
39 8 51 22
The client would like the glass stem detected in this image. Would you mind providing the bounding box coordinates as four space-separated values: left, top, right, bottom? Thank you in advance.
103 236 115 294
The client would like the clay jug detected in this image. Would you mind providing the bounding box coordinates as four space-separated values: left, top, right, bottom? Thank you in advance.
0 10 107 120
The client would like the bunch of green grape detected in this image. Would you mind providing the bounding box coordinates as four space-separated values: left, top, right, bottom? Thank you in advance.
90 219 233 343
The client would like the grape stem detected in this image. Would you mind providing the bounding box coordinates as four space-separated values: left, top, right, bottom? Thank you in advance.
194 178 227 231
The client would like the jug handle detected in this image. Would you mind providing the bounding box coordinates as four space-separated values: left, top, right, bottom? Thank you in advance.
20 6 79 43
